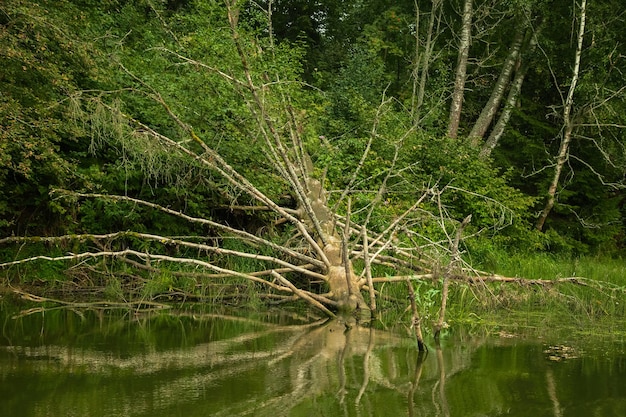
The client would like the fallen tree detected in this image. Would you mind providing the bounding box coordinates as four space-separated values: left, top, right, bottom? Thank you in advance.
0 1 529 345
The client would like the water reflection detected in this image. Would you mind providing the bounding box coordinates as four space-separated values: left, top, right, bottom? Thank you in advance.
1 306 625 417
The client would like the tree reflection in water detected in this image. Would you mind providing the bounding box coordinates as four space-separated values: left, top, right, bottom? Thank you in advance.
1 309 625 417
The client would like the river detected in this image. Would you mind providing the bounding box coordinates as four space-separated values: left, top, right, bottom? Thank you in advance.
1 303 625 416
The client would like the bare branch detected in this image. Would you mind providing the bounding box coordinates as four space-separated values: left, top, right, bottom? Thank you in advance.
272 271 336 318
52 190 325 269
361 226 376 313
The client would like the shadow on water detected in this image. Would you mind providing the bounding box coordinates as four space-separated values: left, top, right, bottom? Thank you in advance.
1 303 625 417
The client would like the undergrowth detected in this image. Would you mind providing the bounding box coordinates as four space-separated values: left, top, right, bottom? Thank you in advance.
2 245 625 335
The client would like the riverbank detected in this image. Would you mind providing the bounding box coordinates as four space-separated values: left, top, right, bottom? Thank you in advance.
2 252 625 335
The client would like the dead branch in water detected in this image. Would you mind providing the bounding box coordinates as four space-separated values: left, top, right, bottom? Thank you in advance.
1 2 609 325
434 213 472 340
407 280 427 352
9 287 171 318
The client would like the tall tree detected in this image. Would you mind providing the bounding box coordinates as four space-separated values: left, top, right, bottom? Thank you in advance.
480 24 541 159
447 0 473 139
468 19 526 146
0 0 100 235
411 0 443 124
536 0 587 231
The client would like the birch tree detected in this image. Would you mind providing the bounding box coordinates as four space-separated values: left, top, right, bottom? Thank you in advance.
447 0 473 139
468 19 526 146
535 0 587 231
411 0 443 124
480 24 541 159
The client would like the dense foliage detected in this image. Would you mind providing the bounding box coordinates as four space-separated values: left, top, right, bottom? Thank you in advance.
1 0 625 260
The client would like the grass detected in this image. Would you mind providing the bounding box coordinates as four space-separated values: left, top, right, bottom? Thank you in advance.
367 249 626 337
475 251 626 285
3 238 625 336
463 250 626 330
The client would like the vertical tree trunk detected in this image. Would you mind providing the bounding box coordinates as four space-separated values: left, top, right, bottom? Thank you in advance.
411 0 421 121
536 0 587 231
412 0 442 124
434 214 471 340
480 27 540 159
447 0 473 139
479 66 525 158
468 23 525 146
407 281 426 352
362 226 377 314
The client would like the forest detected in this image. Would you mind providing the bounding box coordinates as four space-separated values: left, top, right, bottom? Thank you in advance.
1 0 625 331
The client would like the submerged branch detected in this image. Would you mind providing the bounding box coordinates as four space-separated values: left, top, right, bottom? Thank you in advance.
407 280 427 352
370 273 607 290
10 287 172 318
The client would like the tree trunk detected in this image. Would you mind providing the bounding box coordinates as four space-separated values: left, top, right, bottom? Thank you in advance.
536 0 587 231
479 65 525 159
468 23 525 146
412 0 442 124
1 0 497 322
410 0 421 121
480 26 540 159
447 0 473 139
434 214 471 339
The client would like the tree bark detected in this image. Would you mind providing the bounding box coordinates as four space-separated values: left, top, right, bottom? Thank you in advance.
480 26 540 159
411 0 421 121
412 0 442 124
447 0 473 139
479 66 526 158
536 0 587 231
434 214 471 339
469 22 525 146
407 281 426 352
362 226 377 314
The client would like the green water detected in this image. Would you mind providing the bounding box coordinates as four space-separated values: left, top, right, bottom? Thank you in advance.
1 304 625 417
